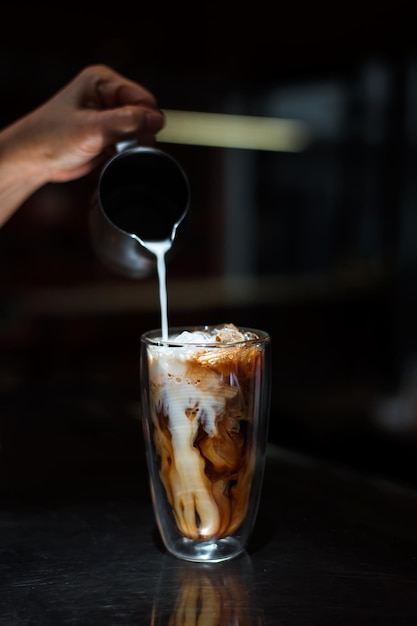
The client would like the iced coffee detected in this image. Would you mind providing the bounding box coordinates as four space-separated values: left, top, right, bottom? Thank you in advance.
141 323 271 562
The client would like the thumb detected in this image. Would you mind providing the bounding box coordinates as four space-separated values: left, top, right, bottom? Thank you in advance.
97 106 164 143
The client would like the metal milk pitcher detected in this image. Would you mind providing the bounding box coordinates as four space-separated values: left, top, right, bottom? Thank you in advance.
90 143 190 278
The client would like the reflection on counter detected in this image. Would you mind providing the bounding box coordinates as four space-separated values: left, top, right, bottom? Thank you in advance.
151 554 263 626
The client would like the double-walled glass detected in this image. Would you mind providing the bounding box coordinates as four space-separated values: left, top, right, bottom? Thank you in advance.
140 326 271 563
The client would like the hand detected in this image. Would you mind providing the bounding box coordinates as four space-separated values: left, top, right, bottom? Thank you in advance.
9 64 164 182
0 64 165 225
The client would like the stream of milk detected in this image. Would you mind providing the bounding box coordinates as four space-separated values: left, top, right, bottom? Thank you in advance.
141 239 172 341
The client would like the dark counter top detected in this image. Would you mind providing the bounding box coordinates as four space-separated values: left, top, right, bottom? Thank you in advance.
1 438 417 625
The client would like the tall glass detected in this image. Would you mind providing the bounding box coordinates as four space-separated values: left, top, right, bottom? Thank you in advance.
140 325 271 563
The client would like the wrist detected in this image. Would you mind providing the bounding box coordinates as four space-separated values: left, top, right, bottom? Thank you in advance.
1 116 51 175
0 118 50 225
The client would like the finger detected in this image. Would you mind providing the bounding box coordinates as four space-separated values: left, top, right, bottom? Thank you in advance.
96 71 158 109
68 65 159 111
109 83 159 109
95 106 164 144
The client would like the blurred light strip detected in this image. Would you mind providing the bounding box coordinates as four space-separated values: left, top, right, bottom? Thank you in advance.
158 110 311 152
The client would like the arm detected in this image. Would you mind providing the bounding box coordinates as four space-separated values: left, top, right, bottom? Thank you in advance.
0 64 165 226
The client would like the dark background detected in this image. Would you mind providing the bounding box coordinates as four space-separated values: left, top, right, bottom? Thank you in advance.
1 2 417 493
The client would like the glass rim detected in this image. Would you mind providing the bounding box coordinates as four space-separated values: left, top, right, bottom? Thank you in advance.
141 325 270 347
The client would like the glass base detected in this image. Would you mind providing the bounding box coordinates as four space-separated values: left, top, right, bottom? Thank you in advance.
167 536 245 563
